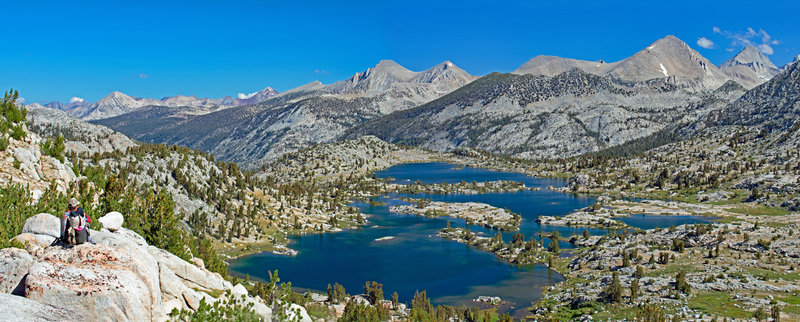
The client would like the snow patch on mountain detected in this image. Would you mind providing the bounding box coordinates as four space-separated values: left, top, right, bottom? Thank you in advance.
660 63 669 76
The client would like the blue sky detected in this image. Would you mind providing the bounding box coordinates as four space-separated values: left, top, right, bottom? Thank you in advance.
3 0 799 103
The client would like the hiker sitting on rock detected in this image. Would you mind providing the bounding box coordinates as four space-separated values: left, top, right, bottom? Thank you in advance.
60 198 96 245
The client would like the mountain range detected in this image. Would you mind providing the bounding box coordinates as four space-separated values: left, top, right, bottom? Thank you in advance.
513 36 730 89
31 35 797 169
712 60 800 131
93 60 476 168
513 36 788 90
30 87 279 120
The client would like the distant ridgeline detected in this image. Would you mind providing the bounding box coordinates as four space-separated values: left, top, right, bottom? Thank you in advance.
45 37 787 168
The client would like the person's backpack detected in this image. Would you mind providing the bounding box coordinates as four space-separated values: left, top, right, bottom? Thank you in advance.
66 210 88 245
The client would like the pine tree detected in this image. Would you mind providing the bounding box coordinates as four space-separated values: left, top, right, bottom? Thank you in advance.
771 305 781 322
630 278 640 302
604 271 623 303
675 270 691 294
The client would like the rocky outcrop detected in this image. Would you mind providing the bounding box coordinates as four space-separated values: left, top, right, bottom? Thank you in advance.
0 124 77 195
27 106 137 156
98 211 123 232
0 213 273 321
536 211 628 229
391 200 521 231
0 292 77 322
0 248 33 294
21 213 61 240
24 243 160 321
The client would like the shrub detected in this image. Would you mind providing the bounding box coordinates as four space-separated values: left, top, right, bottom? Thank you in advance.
635 266 645 278
10 124 25 140
0 182 69 248
170 290 260 321
702 275 716 283
637 304 667 322
0 135 8 151
341 301 380 322
40 135 66 163
757 239 771 250
753 306 768 321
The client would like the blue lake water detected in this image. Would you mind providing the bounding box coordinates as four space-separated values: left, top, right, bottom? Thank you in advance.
229 162 711 316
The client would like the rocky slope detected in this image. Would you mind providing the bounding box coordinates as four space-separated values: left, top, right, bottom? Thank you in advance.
27 106 137 155
1 213 282 322
25 108 272 243
532 219 800 321
515 36 732 90
95 60 476 169
0 122 76 196
255 135 435 184
345 66 741 160
710 61 800 132
34 87 278 120
26 106 382 244
718 46 781 89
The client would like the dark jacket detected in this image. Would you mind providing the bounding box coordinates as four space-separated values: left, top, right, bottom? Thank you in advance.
60 207 91 239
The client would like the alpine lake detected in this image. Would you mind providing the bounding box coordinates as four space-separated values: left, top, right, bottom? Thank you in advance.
229 162 716 317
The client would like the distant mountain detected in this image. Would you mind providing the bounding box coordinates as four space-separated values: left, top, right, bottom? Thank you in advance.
344 66 740 159
784 55 800 71
317 60 476 114
95 60 476 168
36 87 279 120
712 61 800 131
718 46 781 89
515 36 731 90
327 60 474 97
513 55 612 77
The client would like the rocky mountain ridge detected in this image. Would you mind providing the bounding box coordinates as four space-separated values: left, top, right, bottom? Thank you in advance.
32 86 278 120
710 61 800 131
95 60 476 169
344 66 743 159
718 46 781 89
93 36 786 168
514 36 732 90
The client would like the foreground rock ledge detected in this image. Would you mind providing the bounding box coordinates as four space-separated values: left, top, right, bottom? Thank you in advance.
0 212 275 321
